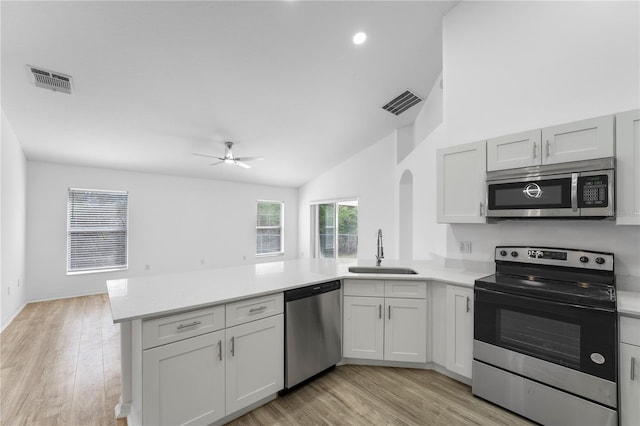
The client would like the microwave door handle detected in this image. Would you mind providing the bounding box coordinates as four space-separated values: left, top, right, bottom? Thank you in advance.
571 173 579 212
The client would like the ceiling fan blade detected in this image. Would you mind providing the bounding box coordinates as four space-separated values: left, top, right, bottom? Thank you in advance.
235 161 251 169
208 161 224 166
193 153 225 160
235 156 264 162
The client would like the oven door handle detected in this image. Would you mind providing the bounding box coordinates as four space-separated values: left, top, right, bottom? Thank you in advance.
474 286 616 314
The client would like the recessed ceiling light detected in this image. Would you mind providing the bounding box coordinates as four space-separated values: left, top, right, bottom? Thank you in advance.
352 32 367 45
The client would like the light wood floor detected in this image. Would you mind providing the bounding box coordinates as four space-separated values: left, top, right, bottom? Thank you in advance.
1 294 125 426
1 295 534 426
229 365 534 426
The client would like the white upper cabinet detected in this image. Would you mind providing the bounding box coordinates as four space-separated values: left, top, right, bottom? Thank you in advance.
436 140 487 223
541 114 614 165
488 115 614 171
616 109 640 225
487 129 542 171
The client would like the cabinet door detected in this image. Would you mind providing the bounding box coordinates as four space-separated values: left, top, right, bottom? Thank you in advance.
436 140 487 223
541 115 614 165
446 286 473 378
619 342 640 426
225 314 284 414
384 298 427 363
343 296 384 360
143 330 225 426
616 109 640 225
487 129 542 171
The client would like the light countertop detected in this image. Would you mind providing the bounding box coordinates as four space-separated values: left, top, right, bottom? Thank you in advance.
618 291 640 318
106 259 486 323
107 258 640 323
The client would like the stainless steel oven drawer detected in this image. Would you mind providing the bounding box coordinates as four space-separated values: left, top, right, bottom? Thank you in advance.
472 360 617 426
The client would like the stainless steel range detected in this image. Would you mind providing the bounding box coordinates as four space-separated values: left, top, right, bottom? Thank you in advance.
473 246 617 426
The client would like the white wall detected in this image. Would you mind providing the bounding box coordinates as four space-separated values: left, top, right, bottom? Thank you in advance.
403 1 640 276
298 133 397 261
1 110 28 329
26 162 298 301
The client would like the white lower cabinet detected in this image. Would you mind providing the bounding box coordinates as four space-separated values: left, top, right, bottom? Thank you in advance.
343 280 427 363
225 314 284 413
143 330 226 426
140 294 284 426
384 298 427 362
619 315 640 426
441 285 474 379
343 296 384 360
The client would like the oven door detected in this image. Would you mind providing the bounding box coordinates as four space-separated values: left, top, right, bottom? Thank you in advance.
487 172 578 217
474 287 616 382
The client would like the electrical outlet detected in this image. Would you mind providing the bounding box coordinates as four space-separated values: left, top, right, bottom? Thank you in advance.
145 264 150 270
460 241 472 254
200 258 205 265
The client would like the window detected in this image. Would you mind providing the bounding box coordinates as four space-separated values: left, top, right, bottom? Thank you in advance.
256 200 284 255
67 188 128 274
312 200 358 259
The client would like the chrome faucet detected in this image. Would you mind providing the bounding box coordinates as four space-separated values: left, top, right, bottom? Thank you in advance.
375 229 384 266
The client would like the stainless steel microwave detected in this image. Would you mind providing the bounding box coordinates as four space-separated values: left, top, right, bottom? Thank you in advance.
486 157 615 219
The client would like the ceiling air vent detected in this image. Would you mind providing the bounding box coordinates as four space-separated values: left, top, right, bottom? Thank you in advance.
382 90 422 115
27 65 73 94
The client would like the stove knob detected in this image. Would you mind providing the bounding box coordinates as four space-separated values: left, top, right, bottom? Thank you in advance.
511 251 518 258
500 250 507 257
580 256 589 263
595 257 605 265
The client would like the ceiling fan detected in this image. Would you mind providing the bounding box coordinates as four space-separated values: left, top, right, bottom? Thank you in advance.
193 141 263 169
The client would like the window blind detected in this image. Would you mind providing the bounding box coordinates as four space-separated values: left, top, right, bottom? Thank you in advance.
67 188 128 273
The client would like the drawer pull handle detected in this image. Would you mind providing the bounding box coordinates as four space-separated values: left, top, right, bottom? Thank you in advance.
632 357 636 381
388 305 391 320
249 306 267 313
532 141 537 159
466 296 470 313
177 321 201 330
546 140 551 157
218 340 222 361
231 336 235 357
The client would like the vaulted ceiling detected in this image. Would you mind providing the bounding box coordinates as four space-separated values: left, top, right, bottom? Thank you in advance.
2 1 456 187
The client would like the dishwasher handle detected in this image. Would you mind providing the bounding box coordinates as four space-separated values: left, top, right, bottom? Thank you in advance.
284 280 341 302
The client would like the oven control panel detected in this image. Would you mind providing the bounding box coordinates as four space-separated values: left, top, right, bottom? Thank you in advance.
495 246 614 271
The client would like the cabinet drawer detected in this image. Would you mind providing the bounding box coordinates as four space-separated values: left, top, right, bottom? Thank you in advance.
343 279 385 297
226 293 283 327
142 305 225 350
385 281 426 299
620 316 640 346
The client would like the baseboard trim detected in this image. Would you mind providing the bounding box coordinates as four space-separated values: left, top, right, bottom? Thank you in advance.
27 290 107 304
1 301 27 333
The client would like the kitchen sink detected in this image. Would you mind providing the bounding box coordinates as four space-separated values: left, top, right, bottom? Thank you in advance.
348 266 418 274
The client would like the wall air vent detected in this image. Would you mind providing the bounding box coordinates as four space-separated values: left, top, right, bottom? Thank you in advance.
27 65 73 94
382 90 422 115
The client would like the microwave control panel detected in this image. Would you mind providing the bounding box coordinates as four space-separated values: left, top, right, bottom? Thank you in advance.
578 175 608 207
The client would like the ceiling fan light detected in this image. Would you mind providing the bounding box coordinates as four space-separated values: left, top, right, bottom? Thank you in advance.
224 158 234 164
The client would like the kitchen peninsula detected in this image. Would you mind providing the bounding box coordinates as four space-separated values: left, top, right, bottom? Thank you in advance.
106 258 484 426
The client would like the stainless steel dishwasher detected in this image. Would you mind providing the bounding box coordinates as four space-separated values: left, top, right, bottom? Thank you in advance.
283 280 341 391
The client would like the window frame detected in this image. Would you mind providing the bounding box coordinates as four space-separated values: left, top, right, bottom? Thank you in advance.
66 188 129 275
256 200 284 257
310 198 358 259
